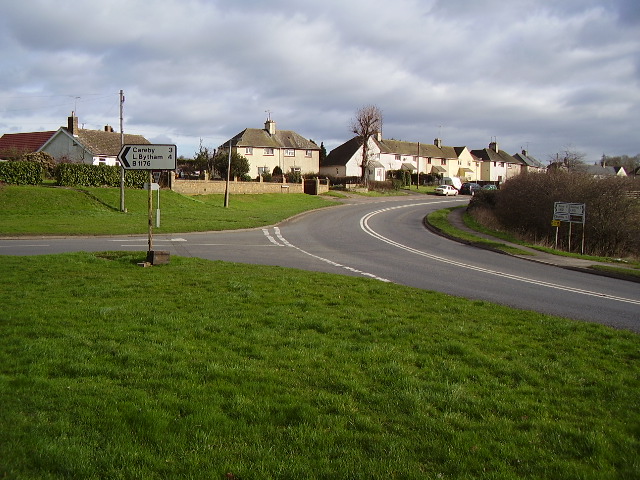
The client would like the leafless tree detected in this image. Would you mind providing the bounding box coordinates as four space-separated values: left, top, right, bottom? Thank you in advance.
547 148 586 169
349 105 383 185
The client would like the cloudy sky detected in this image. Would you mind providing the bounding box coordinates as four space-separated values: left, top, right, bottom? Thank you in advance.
1 0 638 163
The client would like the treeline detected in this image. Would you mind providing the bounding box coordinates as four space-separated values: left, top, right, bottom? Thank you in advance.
468 171 640 258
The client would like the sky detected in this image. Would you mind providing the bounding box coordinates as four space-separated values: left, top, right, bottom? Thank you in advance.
1 0 638 164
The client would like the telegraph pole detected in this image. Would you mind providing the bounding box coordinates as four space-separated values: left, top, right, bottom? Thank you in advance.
119 90 126 212
224 139 232 208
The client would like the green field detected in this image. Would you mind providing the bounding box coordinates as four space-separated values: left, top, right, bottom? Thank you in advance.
0 252 638 479
0 185 334 235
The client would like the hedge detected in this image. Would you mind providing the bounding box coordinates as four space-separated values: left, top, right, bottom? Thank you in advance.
0 161 43 185
55 164 147 188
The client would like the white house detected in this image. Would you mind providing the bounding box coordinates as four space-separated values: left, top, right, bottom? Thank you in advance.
40 114 150 166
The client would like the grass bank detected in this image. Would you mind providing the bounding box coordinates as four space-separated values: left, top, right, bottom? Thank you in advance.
0 185 334 236
1 252 638 479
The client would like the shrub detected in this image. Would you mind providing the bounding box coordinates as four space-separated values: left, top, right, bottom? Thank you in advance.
0 161 43 185
470 171 640 257
55 164 147 188
21 152 57 178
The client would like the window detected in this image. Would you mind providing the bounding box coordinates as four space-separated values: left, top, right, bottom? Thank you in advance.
427 158 432 165
284 149 295 157
441 159 447 165
264 148 274 155
245 147 253 155
258 166 269 175
395 154 401 161
305 150 312 157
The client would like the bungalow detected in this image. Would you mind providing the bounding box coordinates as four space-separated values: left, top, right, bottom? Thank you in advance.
40 114 150 166
577 164 627 178
0 131 56 160
218 118 320 178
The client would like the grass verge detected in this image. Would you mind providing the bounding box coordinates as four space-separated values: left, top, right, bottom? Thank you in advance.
1 252 638 479
0 185 334 236
427 207 532 255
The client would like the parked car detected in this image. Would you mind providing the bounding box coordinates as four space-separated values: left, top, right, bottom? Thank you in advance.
482 184 497 191
434 185 458 196
459 182 481 195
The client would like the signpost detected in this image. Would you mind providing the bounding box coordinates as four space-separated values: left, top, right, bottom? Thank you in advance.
552 202 586 254
118 144 177 265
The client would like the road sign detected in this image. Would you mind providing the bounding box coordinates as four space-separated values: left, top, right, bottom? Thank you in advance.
117 144 177 170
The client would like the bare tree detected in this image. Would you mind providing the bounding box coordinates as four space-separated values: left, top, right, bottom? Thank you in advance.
349 105 383 185
547 148 586 169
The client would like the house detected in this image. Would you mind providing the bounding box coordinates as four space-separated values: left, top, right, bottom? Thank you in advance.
321 135 479 182
577 164 627 178
39 114 150 166
0 131 56 160
471 141 521 183
512 149 546 174
218 118 320 178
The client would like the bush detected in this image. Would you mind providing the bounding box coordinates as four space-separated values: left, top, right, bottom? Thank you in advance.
0 161 43 185
469 171 640 257
21 152 57 178
55 164 147 188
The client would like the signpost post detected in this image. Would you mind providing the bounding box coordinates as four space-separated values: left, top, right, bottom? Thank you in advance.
553 202 586 254
118 144 176 265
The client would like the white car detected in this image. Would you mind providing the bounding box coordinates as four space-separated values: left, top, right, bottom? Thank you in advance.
434 185 458 196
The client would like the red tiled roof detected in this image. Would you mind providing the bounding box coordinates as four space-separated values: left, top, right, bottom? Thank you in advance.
0 131 57 157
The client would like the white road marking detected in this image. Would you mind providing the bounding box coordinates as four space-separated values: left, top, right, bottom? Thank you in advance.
359 204 640 306
273 227 391 282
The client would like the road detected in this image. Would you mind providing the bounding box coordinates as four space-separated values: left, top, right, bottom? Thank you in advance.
1 195 638 332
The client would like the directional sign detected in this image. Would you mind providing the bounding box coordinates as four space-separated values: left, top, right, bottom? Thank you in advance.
117 144 177 170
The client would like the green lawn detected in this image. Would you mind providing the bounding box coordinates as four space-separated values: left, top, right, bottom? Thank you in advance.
1 252 638 479
0 185 334 235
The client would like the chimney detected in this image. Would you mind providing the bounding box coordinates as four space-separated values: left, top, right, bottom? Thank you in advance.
265 119 276 135
434 138 442 148
376 131 382 142
67 113 79 136
521 149 527 156
489 141 499 152
104 125 114 133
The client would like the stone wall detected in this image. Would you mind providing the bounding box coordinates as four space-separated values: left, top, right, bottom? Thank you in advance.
172 179 329 195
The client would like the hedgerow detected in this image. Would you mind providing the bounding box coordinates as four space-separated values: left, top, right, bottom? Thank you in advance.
469 171 640 257
55 164 147 188
0 161 43 185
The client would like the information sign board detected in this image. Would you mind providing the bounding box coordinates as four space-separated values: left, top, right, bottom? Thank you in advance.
117 144 177 170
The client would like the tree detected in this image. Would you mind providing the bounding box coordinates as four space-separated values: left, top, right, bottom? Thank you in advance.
319 142 327 165
193 139 213 177
212 150 250 179
349 105 383 185
547 148 586 169
600 153 640 174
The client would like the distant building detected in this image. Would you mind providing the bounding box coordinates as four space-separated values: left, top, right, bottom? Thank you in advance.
218 118 320 178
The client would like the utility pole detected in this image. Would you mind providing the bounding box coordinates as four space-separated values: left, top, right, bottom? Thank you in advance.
224 139 232 208
119 90 126 212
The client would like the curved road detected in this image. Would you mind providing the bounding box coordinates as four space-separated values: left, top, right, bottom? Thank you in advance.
1 195 638 332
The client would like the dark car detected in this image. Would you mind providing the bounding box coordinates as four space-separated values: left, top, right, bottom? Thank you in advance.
459 182 481 195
